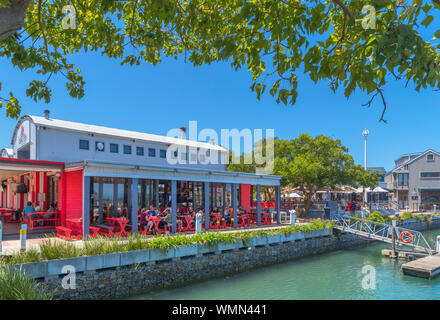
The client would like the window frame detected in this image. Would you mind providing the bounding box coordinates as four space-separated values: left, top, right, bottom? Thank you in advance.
148 148 156 157
123 145 132 155
110 143 119 153
79 139 89 150
136 146 144 156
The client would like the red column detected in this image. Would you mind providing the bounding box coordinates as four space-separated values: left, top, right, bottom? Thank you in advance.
43 172 47 210
240 184 251 213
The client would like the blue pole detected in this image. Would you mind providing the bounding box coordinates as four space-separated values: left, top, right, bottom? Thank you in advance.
204 182 210 231
232 183 237 229
131 178 138 234
171 180 177 233
257 184 261 227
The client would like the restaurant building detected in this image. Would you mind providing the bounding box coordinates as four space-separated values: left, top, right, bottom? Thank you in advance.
0 111 282 236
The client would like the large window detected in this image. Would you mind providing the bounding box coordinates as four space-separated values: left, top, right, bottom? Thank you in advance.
160 149 167 158
148 148 156 157
398 173 408 186
79 139 89 150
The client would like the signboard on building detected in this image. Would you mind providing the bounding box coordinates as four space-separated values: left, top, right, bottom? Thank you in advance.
15 120 30 149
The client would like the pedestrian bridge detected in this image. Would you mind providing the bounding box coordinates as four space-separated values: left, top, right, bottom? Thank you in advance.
333 214 436 255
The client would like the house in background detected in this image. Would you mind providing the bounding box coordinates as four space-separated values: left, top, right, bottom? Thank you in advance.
385 150 440 211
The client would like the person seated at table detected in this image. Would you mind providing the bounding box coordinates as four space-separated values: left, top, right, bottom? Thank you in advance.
223 206 231 224
34 201 41 212
48 203 57 212
147 206 157 216
23 201 35 219
140 209 154 232
211 206 220 214
239 205 247 214
159 209 182 231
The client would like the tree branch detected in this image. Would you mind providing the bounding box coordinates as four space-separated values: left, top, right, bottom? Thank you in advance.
332 0 355 23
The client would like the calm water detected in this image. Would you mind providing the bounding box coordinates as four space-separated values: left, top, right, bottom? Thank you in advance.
131 230 440 300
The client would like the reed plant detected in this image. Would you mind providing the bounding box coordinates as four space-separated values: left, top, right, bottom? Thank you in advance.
0 265 52 300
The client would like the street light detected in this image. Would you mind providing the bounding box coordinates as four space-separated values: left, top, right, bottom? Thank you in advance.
362 129 369 214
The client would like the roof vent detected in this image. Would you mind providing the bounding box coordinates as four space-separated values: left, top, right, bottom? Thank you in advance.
179 127 186 139
43 109 50 119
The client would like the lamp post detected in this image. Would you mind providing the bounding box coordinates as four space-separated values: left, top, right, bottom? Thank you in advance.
362 129 369 213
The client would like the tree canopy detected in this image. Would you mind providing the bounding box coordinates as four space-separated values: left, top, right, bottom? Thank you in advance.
0 0 439 119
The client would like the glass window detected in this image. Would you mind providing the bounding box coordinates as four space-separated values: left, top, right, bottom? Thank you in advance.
398 173 408 186
160 149 167 158
123 145 132 154
136 147 144 156
79 139 89 150
427 154 434 161
148 148 156 157
95 141 105 152
110 143 119 153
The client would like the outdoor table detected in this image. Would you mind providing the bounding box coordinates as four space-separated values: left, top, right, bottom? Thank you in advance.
106 217 129 237
65 218 83 240
178 215 194 232
209 214 224 229
238 213 250 227
150 216 168 234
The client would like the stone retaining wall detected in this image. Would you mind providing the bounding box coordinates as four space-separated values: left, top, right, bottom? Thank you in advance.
39 230 366 299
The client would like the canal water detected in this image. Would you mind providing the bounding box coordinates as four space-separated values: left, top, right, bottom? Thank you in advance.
132 230 440 300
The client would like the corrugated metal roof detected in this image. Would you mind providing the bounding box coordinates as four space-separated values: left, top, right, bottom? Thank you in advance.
13 115 227 152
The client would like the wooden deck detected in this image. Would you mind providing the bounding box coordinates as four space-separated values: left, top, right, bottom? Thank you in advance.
401 254 440 279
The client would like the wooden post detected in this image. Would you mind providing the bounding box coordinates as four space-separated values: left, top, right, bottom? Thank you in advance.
391 220 397 259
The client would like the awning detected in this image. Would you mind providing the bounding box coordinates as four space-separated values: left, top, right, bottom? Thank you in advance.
0 158 64 180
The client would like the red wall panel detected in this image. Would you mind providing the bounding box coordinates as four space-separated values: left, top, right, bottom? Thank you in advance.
240 184 251 213
63 169 83 223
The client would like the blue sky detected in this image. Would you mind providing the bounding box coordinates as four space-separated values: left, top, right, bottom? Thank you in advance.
0 47 438 172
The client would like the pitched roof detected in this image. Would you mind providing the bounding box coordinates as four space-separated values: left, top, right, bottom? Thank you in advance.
389 149 440 173
12 115 227 152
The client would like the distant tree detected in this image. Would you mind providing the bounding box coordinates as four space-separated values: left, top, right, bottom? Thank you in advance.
1 0 439 119
227 134 380 216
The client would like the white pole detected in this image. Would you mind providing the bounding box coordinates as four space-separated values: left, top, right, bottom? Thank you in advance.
20 223 27 253
436 235 440 253
289 210 296 225
195 211 203 234
364 135 367 210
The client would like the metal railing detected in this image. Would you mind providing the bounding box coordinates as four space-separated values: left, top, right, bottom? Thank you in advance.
334 214 435 255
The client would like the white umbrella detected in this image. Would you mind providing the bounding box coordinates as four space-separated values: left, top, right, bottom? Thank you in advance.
287 192 302 198
372 186 389 193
